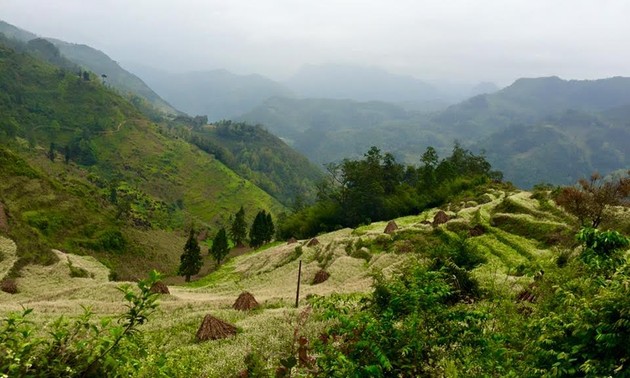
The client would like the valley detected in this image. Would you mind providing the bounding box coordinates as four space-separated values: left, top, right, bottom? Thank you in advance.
1 12 629 377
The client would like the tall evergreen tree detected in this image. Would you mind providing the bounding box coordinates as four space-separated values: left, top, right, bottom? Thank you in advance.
178 229 202 282
210 227 230 266
230 206 247 247
249 211 266 248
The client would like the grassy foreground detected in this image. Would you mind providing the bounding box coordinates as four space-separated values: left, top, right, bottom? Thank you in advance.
1 188 627 376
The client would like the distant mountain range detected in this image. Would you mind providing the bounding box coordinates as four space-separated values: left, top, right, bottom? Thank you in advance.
240 76 630 188
284 63 441 102
126 65 294 121
2 18 627 189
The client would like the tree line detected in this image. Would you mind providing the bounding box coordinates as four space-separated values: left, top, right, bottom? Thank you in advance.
278 143 503 239
177 207 275 282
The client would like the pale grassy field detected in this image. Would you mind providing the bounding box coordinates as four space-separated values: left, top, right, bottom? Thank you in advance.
0 189 570 376
0 236 18 281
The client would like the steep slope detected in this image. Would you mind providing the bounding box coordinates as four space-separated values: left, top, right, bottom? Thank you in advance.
48 39 179 115
130 66 294 121
188 120 324 205
0 40 283 279
0 20 178 116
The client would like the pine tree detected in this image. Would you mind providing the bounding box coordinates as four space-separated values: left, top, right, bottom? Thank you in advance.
230 206 247 247
210 227 229 266
178 229 202 282
249 211 266 249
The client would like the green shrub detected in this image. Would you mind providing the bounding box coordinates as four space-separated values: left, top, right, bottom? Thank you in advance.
0 271 162 377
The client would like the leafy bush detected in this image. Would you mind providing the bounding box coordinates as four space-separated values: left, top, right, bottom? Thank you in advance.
312 261 494 376
525 228 630 376
0 271 162 376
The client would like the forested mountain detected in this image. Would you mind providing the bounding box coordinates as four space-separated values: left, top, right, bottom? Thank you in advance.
128 66 294 121
0 20 179 116
435 76 630 138
474 109 630 187
239 76 630 188
185 120 324 205
0 37 283 279
285 63 441 102
237 97 450 164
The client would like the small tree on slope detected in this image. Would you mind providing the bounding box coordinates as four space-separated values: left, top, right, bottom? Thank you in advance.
178 229 202 282
230 206 247 247
211 227 230 266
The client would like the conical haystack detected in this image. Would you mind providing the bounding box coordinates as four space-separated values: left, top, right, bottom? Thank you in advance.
287 237 298 244
196 314 238 341
432 210 449 226
312 269 330 284
0 279 17 294
232 291 259 311
150 281 170 294
469 224 485 237
384 220 398 234
307 238 320 247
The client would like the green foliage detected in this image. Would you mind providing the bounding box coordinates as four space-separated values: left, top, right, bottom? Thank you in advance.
229 206 248 246
178 229 202 282
66 258 92 278
250 210 274 248
312 260 493 376
186 120 323 205
525 229 630 376
279 144 499 239
210 227 230 266
577 227 629 276
0 271 162 377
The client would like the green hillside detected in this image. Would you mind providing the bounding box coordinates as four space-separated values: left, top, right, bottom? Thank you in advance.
0 20 179 116
187 120 324 205
0 39 283 279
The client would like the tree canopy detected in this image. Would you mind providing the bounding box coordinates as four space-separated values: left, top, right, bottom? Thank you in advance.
279 144 502 239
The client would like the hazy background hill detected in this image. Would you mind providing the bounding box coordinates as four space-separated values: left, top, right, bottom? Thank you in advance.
284 63 442 102
126 64 295 121
238 76 630 188
236 97 449 164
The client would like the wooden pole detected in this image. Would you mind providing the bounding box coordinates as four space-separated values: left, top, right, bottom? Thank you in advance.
295 260 302 308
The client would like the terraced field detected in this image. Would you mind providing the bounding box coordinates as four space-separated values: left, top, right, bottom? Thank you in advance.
0 189 578 376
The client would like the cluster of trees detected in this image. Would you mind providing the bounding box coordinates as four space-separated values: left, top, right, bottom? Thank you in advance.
177 207 275 282
555 171 630 228
278 144 502 239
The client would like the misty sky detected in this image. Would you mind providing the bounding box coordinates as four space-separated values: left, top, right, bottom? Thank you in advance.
2 0 630 85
